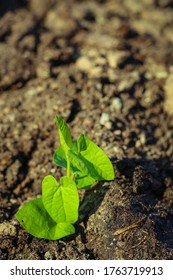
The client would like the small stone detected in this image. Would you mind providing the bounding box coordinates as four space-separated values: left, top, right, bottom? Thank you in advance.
45 11 76 37
76 56 92 72
107 51 129 68
100 113 110 125
49 81 59 90
146 62 168 79
88 48 98 58
111 98 122 111
135 140 141 148
10 198 17 204
36 62 50 79
104 121 112 130
115 130 122 136
27 88 37 96
113 146 125 159
95 56 106 66
145 72 154 80
83 117 93 129
50 167 56 174
140 133 146 145
135 133 146 147
89 66 102 78
0 222 16 236
84 32 113 49
117 71 139 92
44 251 53 260
155 71 168 79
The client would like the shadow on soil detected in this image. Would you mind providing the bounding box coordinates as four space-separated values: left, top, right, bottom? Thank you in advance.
78 182 108 225
0 0 26 16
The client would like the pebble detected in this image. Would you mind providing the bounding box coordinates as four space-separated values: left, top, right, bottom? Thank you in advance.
45 11 76 37
87 33 118 49
117 71 140 92
155 70 168 79
95 56 106 66
104 121 112 130
107 51 129 68
135 133 146 147
140 133 146 145
100 113 110 125
146 62 168 79
115 130 122 136
0 222 16 236
44 251 53 260
89 66 102 78
113 146 125 159
76 56 92 72
88 48 98 58
36 62 50 79
111 98 122 111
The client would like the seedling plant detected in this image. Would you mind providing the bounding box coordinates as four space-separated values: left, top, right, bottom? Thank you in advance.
16 116 115 240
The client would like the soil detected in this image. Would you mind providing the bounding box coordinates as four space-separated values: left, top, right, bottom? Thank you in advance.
0 0 173 260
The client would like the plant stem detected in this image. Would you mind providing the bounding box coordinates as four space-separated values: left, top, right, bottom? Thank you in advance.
66 154 71 177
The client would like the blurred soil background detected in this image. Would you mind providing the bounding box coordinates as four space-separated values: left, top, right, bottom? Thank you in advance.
0 0 173 259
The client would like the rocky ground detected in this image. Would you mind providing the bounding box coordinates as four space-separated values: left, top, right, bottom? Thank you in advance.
0 0 173 260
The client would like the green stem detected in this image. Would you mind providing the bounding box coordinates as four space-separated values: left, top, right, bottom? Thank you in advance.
66 154 71 177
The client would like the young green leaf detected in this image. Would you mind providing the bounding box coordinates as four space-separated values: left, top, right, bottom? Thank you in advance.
68 150 96 188
53 140 78 171
53 146 95 188
77 134 115 181
55 115 72 152
15 198 75 240
53 145 67 169
53 134 115 188
42 175 79 224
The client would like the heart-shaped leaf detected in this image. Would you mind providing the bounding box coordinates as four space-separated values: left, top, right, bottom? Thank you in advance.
42 175 79 224
16 198 75 240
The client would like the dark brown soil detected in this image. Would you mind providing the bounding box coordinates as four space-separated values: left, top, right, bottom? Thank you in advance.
0 0 173 260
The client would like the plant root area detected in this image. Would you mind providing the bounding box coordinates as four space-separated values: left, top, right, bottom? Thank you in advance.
0 0 173 260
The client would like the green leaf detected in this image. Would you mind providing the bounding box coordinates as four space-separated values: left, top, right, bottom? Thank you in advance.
53 145 67 169
75 172 96 189
53 140 78 171
42 175 79 224
55 115 72 152
53 135 115 189
68 150 96 188
77 134 115 181
53 146 97 188
15 198 75 240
